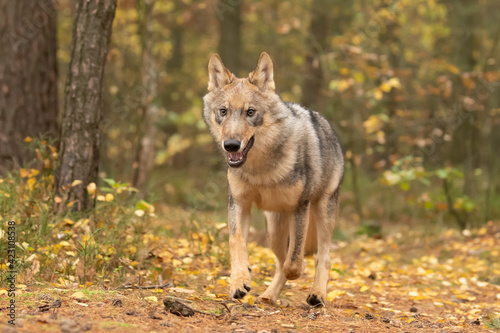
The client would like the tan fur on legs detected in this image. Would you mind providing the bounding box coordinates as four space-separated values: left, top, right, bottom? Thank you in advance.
228 200 252 299
307 192 338 306
304 208 318 256
283 201 310 280
258 211 290 303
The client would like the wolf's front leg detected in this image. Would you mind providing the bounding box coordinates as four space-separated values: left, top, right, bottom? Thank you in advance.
228 194 252 299
283 200 310 280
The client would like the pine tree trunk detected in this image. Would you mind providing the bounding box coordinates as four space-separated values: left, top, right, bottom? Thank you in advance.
54 0 117 211
300 0 329 109
0 0 58 173
132 0 158 193
217 0 241 73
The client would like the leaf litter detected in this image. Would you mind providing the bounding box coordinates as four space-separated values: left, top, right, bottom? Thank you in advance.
1 221 499 332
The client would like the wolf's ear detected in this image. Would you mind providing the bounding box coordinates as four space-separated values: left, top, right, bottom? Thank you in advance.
208 53 235 91
249 52 275 92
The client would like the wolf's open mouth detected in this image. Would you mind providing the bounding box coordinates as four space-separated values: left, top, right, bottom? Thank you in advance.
227 136 254 168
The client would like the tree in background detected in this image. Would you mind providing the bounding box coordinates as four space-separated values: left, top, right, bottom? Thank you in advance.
132 0 159 193
216 0 242 74
0 0 58 173
54 0 117 211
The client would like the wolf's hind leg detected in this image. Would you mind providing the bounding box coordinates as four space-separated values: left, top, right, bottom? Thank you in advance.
307 190 339 307
258 211 290 303
283 200 310 280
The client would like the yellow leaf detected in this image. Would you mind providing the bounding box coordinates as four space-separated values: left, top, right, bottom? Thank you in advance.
353 72 365 83
448 64 460 75
27 177 36 190
20 169 29 178
340 67 349 75
105 193 114 202
54 196 62 203
327 289 345 301
97 195 106 201
29 169 39 177
144 296 158 303
24 137 33 142
380 82 391 93
217 279 227 287
244 294 255 305
337 80 350 92
373 88 383 101
387 77 401 89
134 210 145 217
360 285 370 292
363 115 385 134
72 180 82 187
87 182 96 195
70 291 86 300
376 130 386 144
0 289 8 296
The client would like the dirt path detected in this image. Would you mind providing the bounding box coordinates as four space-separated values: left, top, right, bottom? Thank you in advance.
1 224 499 332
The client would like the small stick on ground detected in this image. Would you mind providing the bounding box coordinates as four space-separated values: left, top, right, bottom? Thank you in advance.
163 297 225 318
117 282 173 290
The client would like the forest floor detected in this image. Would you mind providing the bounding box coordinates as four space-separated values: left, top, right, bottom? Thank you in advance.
1 221 500 332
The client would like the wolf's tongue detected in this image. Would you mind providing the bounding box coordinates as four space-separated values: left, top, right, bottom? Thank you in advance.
229 152 243 161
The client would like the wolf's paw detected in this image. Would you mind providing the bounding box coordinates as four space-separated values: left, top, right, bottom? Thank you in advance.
306 293 325 307
230 266 252 299
230 283 251 299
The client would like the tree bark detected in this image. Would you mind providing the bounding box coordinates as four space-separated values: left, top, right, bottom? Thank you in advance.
132 0 159 193
0 0 58 173
300 0 329 109
216 0 242 74
54 0 117 211
446 0 480 197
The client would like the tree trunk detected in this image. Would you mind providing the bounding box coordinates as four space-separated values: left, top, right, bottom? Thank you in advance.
300 0 329 109
380 8 402 165
0 0 58 173
447 0 480 196
132 0 159 193
54 0 117 211
216 0 242 74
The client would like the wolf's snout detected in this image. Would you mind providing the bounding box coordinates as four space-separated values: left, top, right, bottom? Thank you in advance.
224 139 241 152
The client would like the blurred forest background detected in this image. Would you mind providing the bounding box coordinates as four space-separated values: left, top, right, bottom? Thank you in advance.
89 0 499 230
2 0 500 244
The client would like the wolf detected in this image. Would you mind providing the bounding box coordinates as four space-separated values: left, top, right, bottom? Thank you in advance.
202 52 344 306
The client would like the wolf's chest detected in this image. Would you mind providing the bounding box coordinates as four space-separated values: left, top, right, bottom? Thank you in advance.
252 181 304 212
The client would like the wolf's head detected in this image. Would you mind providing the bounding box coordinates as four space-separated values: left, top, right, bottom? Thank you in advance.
203 52 283 168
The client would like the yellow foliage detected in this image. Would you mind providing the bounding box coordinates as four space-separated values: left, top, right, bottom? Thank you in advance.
363 115 385 134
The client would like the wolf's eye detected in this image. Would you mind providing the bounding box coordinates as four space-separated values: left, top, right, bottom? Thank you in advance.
219 108 227 116
247 108 256 117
